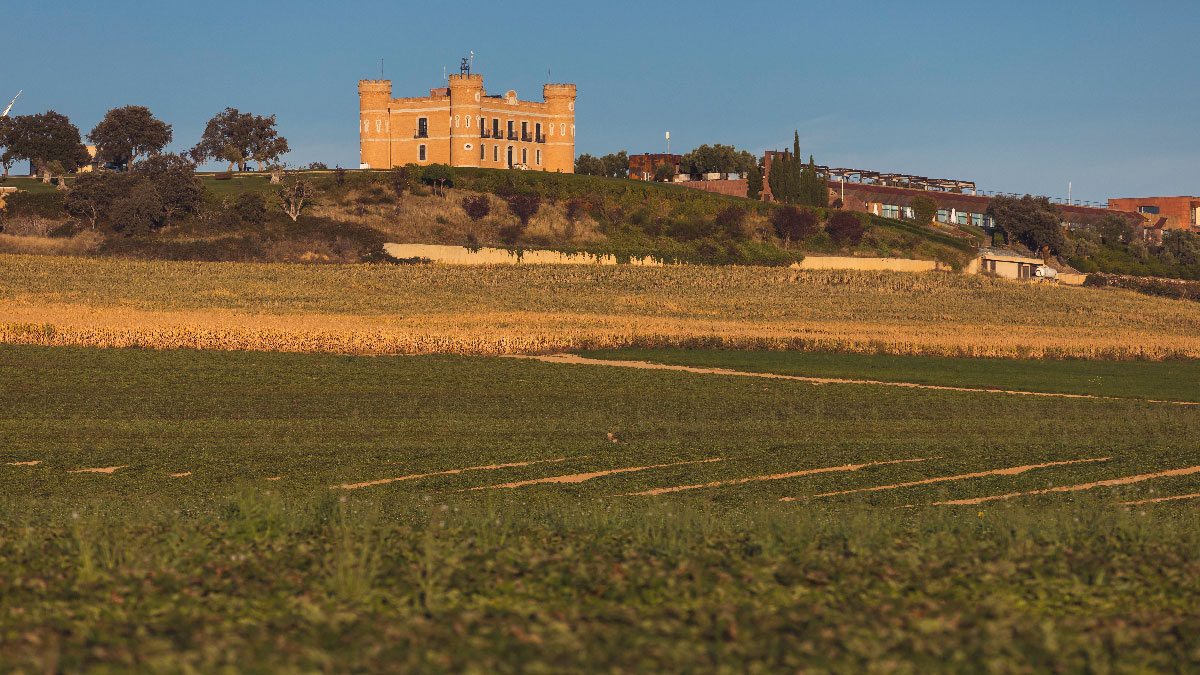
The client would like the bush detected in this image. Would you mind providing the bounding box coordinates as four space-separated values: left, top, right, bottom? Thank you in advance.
232 192 267 226
910 195 938 226
461 194 490 221
714 206 747 240
110 180 163 236
498 223 525 245
826 211 864 246
504 193 541 226
1070 257 1100 273
771 206 819 245
2 191 68 219
565 197 587 222
422 164 453 195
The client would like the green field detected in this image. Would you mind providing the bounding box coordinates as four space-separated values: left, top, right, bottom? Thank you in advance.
3 344 1200 671
580 348 1200 403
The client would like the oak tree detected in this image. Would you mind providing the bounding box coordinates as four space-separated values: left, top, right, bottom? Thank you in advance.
87 105 172 171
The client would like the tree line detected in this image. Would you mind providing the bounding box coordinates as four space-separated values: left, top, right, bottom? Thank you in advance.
0 105 288 184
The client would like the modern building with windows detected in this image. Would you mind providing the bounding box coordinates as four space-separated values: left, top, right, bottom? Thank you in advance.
358 72 576 172
1107 196 1200 241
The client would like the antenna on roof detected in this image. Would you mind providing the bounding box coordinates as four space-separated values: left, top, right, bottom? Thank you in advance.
547 67 551 84
380 58 384 78
470 50 474 72
460 56 470 76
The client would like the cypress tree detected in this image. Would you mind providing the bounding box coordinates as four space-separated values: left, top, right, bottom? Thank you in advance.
746 161 763 200
788 132 802 204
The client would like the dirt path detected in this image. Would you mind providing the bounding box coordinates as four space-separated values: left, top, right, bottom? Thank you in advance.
618 457 932 498
921 464 1200 506
5 460 40 466
334 457 576 490
796 458 1110 500
1121 492 1200 505
67 466 128 474
463 458 723 492
509 354 1200 406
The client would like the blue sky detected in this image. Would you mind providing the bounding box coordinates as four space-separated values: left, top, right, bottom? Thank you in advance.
4 0 1197 203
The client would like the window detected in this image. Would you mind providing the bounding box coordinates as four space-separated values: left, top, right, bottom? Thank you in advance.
493 146 498 162
522 148 527 165
956 211 968 225
881 204 899 218
936 209 949 223
493 119 500 138
507 120 515 140
419 144 426 161
903 206 914 219
480 143 485 160
535 122 542 141
536 149 541 165
1138 205 1160 214
416 117 428 138
971 213 984 227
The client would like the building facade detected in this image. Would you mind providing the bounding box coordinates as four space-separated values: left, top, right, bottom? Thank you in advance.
628 153 681 180
1107 196 1200 238
358 74 576 172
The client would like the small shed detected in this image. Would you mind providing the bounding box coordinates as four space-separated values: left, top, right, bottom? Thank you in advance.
977 248 1045 280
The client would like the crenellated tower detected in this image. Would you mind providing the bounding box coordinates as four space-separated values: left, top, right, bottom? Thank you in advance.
542 84 577 173
358 80 393 169
448 73 484 168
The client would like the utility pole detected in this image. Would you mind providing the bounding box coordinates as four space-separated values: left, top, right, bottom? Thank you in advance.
665 131 670 155
1068 181 1072 205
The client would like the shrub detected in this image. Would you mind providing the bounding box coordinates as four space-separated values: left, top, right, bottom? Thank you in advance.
831 197 844 209
461 194 490 221
910 195 938 226
565 197 587 222
1071 257 1100 273
110 180 163 235
232 192 267 226
504 193 541 226
2 191 68 219
334 166 346 185
771 206 819 245
714 206 747 240
422 164 453 196
498 223 525 245
826 211 864 246
307 162 329 170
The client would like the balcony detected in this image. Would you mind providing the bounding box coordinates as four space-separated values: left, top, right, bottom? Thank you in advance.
414 130 429 139
535 134 545 143
507 131 518 141
521 133 532 142
481 129 492 138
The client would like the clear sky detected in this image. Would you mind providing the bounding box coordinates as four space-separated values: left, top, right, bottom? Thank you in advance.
4 0 1197 204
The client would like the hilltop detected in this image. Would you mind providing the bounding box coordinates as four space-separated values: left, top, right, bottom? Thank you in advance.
0 168 980 268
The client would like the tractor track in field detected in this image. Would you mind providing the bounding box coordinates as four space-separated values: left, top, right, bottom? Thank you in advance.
509 354 1200 406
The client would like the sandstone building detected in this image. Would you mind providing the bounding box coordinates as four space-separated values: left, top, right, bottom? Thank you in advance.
358 73 576 172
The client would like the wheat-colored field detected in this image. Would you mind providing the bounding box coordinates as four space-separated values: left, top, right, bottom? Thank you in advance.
2 253 1198 358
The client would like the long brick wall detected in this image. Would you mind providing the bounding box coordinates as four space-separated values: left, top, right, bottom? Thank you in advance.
677 179 748 198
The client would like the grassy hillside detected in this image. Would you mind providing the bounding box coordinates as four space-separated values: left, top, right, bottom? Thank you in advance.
1 168 980 267
2 254 1200 359
2 344 1199 671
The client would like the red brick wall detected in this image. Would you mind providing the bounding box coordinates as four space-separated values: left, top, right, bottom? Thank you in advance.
678 179 748 198
1108 196 1199 232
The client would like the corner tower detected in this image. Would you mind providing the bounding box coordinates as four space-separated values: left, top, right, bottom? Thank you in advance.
543 83 576 173
358 80 392 169
448 73 484 168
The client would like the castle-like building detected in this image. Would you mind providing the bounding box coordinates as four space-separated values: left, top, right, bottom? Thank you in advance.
358 73 576 172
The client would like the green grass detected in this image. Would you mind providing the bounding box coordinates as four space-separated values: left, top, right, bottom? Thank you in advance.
2 175 63 194
578 348 1200 402
2 344 1200 671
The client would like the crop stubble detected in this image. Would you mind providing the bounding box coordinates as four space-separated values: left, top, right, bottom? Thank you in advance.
2 254 1200 359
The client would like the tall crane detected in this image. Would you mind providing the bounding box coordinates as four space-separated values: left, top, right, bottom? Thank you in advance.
2 90 21 118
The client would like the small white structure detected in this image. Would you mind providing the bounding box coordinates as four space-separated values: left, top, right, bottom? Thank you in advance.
977 248 1047 280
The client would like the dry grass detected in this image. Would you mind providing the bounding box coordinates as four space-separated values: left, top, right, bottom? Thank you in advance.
0 232 103 256
312 186 606 248
1 253 1199 359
